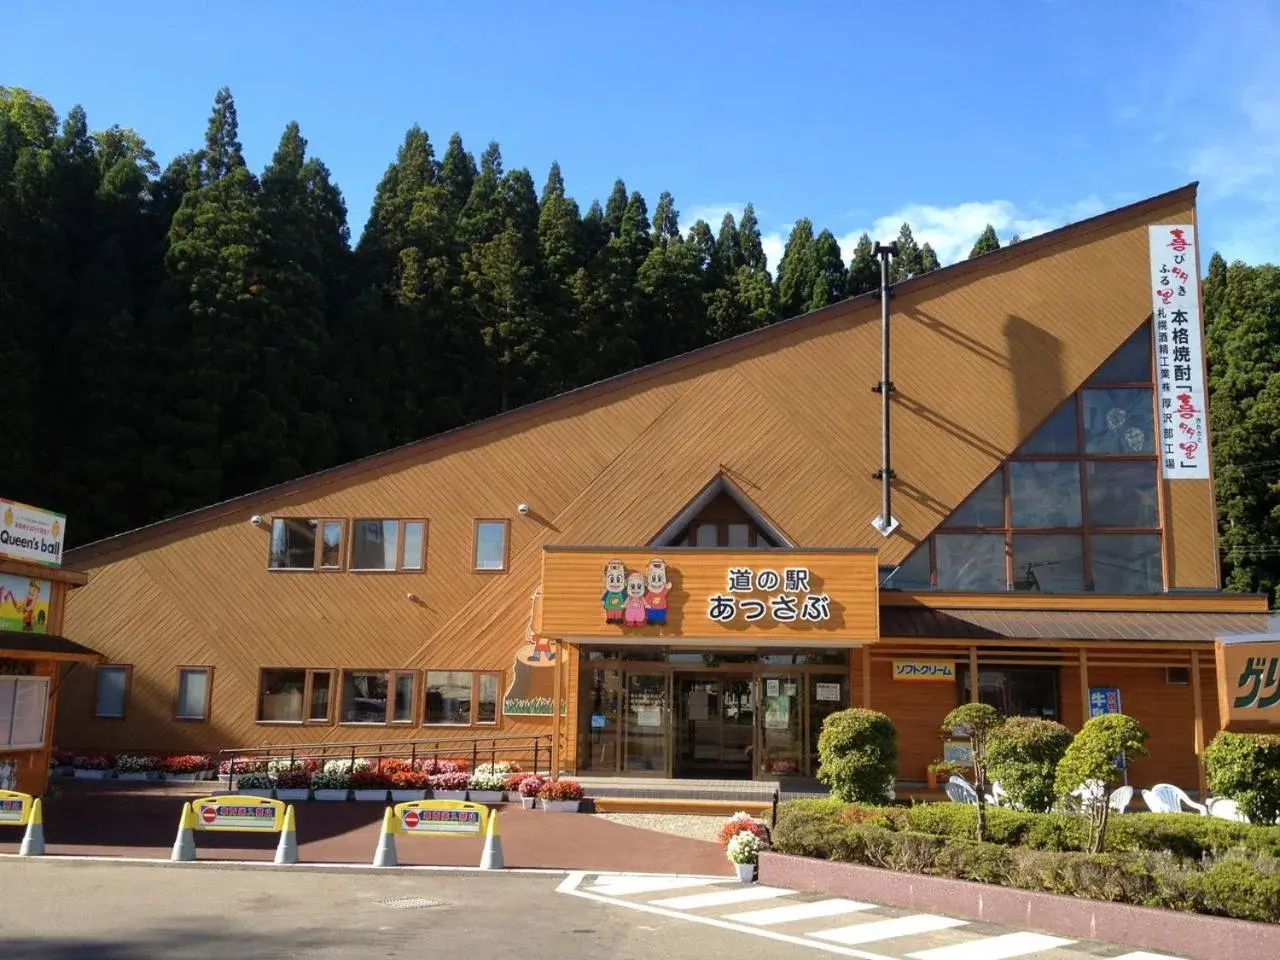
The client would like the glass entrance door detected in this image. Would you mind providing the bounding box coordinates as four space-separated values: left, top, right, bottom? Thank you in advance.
622 673 669 774
675 675 753 779
758 674 803 777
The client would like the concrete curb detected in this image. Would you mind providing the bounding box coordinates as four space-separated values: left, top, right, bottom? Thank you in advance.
759 851 1280 960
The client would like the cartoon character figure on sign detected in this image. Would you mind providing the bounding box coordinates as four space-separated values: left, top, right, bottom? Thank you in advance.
644 558 671 626
602 559 627 624
623 572 648 627
21 580 40 632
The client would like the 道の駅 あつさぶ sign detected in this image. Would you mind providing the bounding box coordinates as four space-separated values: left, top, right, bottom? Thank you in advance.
395 799 488 837
192 796 285 832
892 660 956 682
1149 225 1209 480
706 566 831 625
0 499 65 568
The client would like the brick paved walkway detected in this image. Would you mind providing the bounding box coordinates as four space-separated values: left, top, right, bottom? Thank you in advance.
0 781 732 875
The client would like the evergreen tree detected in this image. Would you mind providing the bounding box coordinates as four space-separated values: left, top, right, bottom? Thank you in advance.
890 222 923 282
969 224 1001 259
777 218 817 317
717 212 742 273
810 228 848 309
920 242 941 274
847 233 880 296
739 203 767 274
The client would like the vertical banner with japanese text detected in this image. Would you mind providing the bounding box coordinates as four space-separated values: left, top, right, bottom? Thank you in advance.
1149 225 1209 480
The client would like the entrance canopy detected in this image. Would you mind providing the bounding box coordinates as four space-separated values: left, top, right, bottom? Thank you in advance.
538 546 880 647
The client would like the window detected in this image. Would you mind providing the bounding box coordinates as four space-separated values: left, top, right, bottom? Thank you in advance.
958 666 1059 720
402 521 426 570
393 672 416 723
94 665 130 719
340 670 390 723
726 523 751 547
350 520 400 571
695 523 718 546
175 667 211 721
269 518 316 570
0 676 50 750
257 669 334 723
425 670 502 726
474 520 509 571
319 521 344 569
896 322 1164 593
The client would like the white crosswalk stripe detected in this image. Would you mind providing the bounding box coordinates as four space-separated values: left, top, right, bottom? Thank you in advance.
557 872 1192 960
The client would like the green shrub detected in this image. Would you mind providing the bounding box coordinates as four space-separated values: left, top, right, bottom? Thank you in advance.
1055 713 1149 853
986 716 1074 813
941 702 1003 842
1107 812 1280 860
816 708 898 803
933 840 1016 884
771 799 900 861
1192 857 1280 924
1204 731 1280 827
902 801 1088 850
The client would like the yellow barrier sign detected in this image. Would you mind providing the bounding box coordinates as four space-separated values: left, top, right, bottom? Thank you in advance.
394 799 488 838
191 795 285 832
0 789 33 826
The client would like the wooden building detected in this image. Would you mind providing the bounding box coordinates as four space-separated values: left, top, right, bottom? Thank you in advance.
55 182 1272 795
1 500 99 796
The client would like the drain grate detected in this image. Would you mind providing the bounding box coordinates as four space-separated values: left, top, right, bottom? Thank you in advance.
378 897 444 910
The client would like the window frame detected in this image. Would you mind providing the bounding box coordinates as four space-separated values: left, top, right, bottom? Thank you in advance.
423 669 504 727
400 520 428 572
391 670 419 725
346 519 429 573
337 667 397 725
895 324 1166 594
0 675 51 750
256 667 336 725
473 519 510 573
266 517 346 572
173 666 213 722
93 663 132 720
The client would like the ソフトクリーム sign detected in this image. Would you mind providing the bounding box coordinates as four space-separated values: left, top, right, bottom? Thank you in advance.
395 799 489 838
191 796 285 831
892 660 956 682
0 499 66 568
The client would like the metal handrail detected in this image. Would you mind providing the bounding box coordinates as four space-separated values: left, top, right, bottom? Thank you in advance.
215 733 554 793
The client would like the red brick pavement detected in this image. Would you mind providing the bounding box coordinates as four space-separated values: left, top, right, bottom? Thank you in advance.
0 781 732 875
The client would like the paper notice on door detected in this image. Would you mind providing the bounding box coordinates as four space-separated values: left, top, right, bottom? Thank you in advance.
765 679 780 697
815 682 841 702
783 682 797 697
687 691 709 721
636 709 661 727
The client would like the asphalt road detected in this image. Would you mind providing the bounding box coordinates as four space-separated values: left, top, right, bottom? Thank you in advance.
0 860 814 960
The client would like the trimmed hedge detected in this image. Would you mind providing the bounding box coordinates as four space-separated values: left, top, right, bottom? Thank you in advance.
771 799 1280 923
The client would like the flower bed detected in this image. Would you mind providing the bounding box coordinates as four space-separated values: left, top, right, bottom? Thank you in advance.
73 755 113 779
771 798 1280 924
162 754 216 780
538 778 583 812
429 771 469 799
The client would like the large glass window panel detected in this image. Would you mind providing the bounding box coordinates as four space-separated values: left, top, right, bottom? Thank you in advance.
176 668 210 720
1016 398 1080 456
308 672 332 721
943 473 1005 528
1011 534 1085 592
259 669 304 722
269 518 315 569
392 672 415 722
340 670 389 723
580 669 622 772
881 544 931 589
727 523 750 547
1089 326 1152 384
319 521 343 569
474 521 508 570
1009 461 1082 528
1090 533 1163 593
624 673 668 773
426 670 473 725
351 519 399 570
1087 461 1159 528
402 521 425 570
959 666 1059 720
1083 388 1155 454
95 665 128 719
934 534 1007 591
477 673 499 724
694 523 718 547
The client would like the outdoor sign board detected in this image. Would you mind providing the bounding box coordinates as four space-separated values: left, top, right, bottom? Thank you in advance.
1215 634 1280 732
0 789 33 826
0 499 66 568
394 799 488 838
892 660 956 683
191 795 285 832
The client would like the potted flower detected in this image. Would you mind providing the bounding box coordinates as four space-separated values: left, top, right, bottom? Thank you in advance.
163 754 215 781
390 770 430 802
716 811 770 849
727 830 762 882
350 767 392 802
114 754 161 780
219 756 266 785
538 778 584 812
234 771 273 796
467 768 507 803
269 768 309 801
310 767 351 801
73 755 114 779
516 775 544 809
429 770 469 800
51 749 75 777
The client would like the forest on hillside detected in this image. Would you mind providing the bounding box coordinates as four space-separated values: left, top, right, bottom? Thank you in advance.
2 87 1278 601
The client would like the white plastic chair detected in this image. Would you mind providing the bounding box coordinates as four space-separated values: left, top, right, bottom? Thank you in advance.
1141 783 1207 814
1207 797 1250 823
1109 785 1133 813
944 775 979 805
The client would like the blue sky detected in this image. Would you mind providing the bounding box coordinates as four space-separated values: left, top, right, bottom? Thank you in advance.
6 0 1278 269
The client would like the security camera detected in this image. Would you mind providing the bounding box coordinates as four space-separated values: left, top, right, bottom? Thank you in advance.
250 515 264 527
517 504 530 515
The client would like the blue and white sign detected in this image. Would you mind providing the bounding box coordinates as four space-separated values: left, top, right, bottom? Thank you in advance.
1088 687 1122 718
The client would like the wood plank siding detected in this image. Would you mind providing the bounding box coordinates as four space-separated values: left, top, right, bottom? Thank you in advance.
55 182 1235 768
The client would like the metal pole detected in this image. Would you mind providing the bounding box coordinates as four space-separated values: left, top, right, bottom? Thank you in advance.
871 240 899 537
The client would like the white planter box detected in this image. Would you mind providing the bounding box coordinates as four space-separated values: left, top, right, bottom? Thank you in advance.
520 796 536 809
233 789 274 799
163 773 201 782
468 790 503 803
734 862 757 883
353 789 388 802
432 790 467 801
275 788 310 801
539 799 581 812
74 769 111 780
53 766 75 777
389 789 426 802
312 789 349 802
